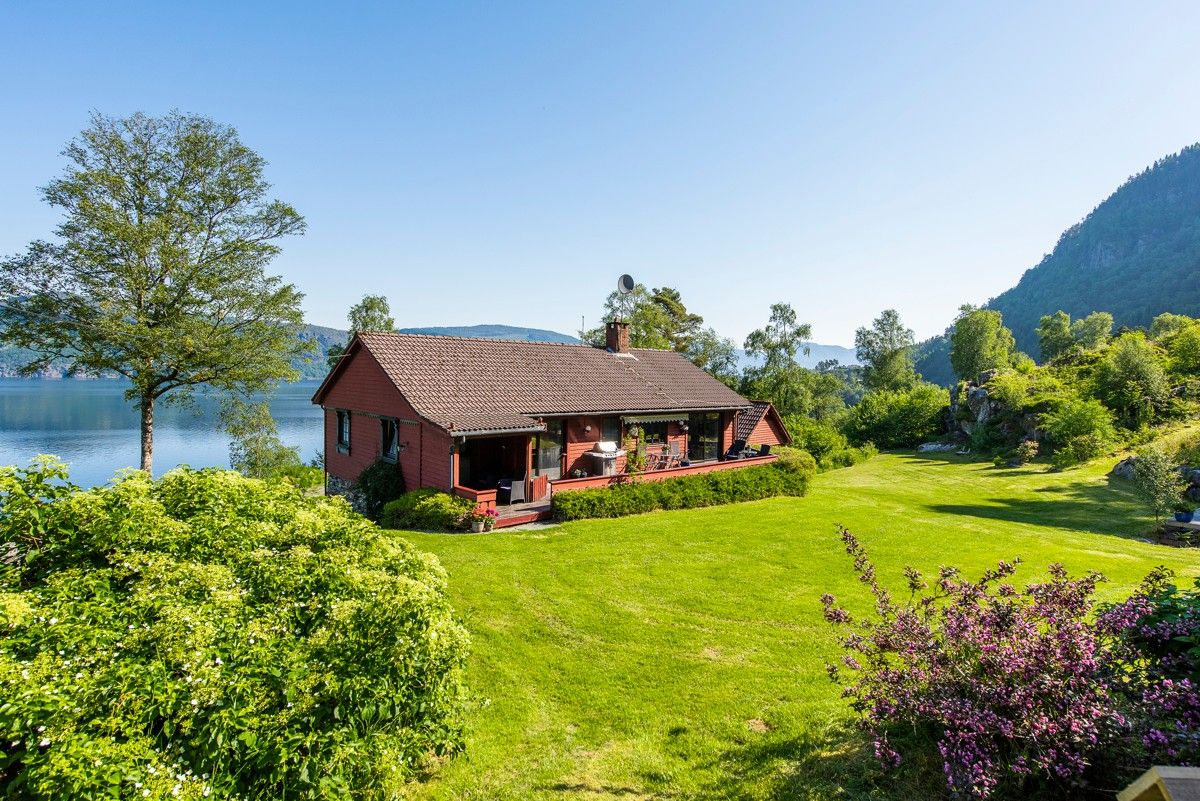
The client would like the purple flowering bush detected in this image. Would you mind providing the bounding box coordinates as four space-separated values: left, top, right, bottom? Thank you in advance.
1099 568 1200 766
822 527 1200 799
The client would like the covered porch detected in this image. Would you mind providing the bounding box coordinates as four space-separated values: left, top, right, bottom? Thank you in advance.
449 408 776 528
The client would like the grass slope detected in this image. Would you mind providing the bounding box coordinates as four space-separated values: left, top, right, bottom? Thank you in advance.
397 455 1200 800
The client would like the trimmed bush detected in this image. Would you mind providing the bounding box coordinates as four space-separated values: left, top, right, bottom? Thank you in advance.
0 459 469 801
353 458 406 520
551 461 813 522
381 489 476 531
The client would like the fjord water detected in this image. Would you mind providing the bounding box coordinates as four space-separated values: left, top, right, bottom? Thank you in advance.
0 379 324 487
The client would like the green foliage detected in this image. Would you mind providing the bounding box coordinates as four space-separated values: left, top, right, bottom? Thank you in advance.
381 489 475 531
1151 312 1194 340
1092 332 1170 426
772 446 818 475
840 384 949 449
221 397 302 479
0 460 469 801
579 286 737 383
347 294 395 334
1132 447 1188 524
739 304 842 418
1072 311 1114 351
1041 398 1116 468
854 309 918 392
551 462 813 521
353 459 407 521
743 303 812 373
1050 433 1111 470
820 442 878 470
1041 398 1117 447
1036 310 1075 362
949 306 1017 381
782 418 877 470
1037 310 1113 362
273 465 324 491
1016 439 1041 464
741 364 846 419
685 326 741 387
1165 321 1200 375
784 416 849 462
0 111 307 472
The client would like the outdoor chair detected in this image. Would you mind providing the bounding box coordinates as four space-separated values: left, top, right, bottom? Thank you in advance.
724 439 747 461
667 441 682 467
499 474 526 505
758 443 771 457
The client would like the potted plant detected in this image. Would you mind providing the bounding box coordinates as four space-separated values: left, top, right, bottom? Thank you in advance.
469 508 498 532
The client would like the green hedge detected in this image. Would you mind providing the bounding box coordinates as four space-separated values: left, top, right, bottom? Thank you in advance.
551 460 814 522
381 488 476 531
0 458 468 801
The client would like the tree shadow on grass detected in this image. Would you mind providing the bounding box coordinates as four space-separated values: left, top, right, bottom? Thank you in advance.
690 723 945 801
925 476 1146 538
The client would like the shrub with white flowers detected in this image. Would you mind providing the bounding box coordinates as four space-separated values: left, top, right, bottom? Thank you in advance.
0 458 469 800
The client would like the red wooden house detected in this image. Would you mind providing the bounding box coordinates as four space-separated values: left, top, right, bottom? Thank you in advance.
311 322 789 526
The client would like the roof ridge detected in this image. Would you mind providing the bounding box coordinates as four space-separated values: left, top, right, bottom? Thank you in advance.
359 330 600 348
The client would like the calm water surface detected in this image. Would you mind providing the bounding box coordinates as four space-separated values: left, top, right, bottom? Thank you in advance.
0 379 324 487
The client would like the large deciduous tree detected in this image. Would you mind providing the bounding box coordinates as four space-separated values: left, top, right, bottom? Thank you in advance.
949 306 1017 381
854 308 918 392
1036 310 1075 362
0 111 306 473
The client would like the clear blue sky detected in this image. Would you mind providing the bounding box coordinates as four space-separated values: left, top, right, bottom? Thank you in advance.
2 2 1199 346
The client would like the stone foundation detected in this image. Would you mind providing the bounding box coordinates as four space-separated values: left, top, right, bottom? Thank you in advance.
325 474 367 514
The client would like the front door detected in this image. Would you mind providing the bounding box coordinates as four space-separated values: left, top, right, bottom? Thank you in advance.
533 421 565 480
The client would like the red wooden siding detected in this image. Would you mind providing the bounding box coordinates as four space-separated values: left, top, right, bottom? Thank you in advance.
320 348 453 491
744 413 788 447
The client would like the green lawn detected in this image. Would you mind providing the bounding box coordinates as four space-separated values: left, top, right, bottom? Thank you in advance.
397 454 1200 800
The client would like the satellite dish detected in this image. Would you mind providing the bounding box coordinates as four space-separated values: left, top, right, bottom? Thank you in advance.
617 274 635 294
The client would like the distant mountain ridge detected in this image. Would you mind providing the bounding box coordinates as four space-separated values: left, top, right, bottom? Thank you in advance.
917 142 1200 386
4 321 857 380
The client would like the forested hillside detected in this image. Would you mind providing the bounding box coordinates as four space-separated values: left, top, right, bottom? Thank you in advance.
918 143 1200 385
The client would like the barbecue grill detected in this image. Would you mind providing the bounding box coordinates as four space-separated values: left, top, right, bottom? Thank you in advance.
585 440 626 476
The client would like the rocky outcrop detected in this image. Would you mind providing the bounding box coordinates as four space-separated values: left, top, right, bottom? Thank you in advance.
1110 456 1138 480
948 372 1040 443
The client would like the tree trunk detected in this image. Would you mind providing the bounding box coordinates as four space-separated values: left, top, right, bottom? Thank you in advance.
140 393 154 474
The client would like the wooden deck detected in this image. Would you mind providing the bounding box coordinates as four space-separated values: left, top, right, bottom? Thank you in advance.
494 499 553 528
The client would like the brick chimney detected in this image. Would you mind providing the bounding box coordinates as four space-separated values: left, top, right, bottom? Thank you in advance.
605 320 630 353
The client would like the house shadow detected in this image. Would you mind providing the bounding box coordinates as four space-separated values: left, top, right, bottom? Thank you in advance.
687 724 940 801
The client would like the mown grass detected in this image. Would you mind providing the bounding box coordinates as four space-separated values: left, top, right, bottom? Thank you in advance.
396 454 1200 800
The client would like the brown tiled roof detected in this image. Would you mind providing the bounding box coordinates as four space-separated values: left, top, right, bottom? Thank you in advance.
314 332 751 435
734 400 792 444
735 401 772 441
